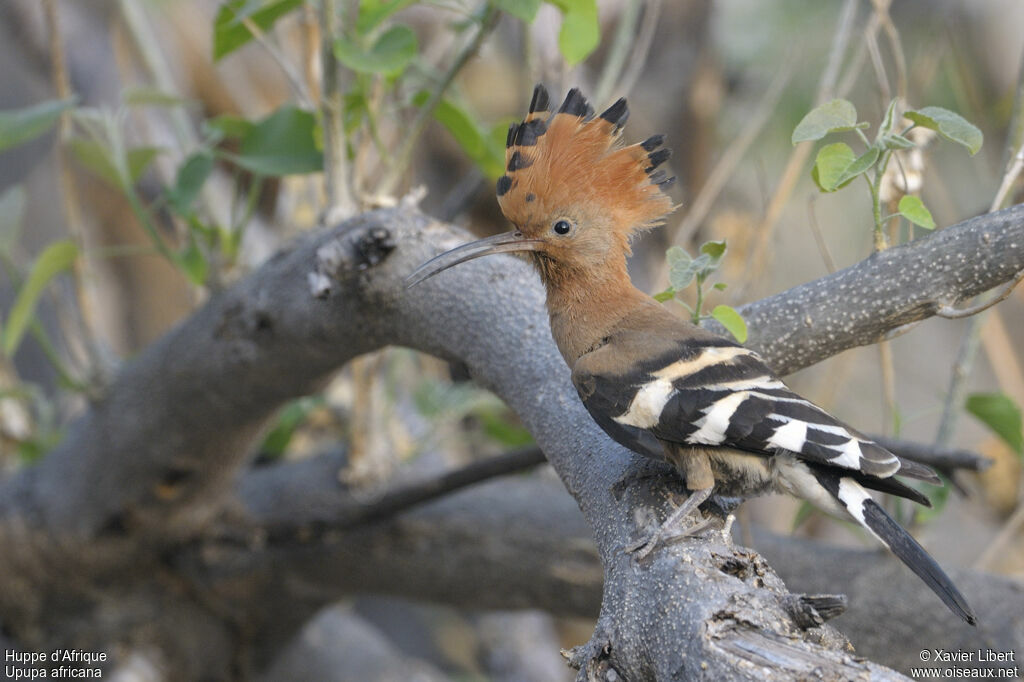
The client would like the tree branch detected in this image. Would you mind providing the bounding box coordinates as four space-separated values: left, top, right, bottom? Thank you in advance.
1 203 1022 678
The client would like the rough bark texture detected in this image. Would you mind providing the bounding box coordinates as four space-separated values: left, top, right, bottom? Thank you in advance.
1 202 1023 679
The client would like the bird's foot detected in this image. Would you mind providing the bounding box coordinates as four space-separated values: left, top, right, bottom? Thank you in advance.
626 487 714 560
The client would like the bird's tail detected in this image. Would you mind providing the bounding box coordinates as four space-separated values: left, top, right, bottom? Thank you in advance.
811 466 977 626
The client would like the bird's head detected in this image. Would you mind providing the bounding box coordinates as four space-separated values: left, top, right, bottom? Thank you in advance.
407 85 676 290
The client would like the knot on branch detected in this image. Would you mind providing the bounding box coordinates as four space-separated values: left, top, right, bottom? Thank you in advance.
308 222 396 298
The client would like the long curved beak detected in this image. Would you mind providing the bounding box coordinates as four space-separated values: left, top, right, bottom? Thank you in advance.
405 231 543 288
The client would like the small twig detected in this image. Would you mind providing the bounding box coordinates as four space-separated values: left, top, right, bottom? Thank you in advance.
877 341 897 436
738 0 858 297
874 0 907 100
613 0 662 101
974 499 1024 570
320 0 356 220
659 56 793 265
871 435 991 473
593 0 641 105
377 3 499 198
935 269 1024 319
265 447 547 540
239 16 314 108
42 0 103 382
806 196 837 273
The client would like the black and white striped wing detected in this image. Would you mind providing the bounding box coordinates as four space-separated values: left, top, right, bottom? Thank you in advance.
578 337 916 481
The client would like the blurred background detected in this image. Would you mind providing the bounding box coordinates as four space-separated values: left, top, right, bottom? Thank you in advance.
0 0 1022 679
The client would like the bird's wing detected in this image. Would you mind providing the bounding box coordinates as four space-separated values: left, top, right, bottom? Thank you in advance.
573 334 935 482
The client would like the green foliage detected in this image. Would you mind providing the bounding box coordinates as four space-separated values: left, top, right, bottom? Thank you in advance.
811 143 855 192
412 92 506 180
710 305 747 344
0 185 27 258
791 99 862 143
213 0 304 61
966 393 1023 455
793 97 982 245
334 25 419 76
904 107 983 156
259 396 326 457
0 99 76 153
547 0 600 65
122 86 193 109
414 380 534 449
657 240 747 343
167 152 215 215
491 0 541 23
357 0 419 34
226 106 323 176
897 195 935 230
3 241 78 357
69 139 162 192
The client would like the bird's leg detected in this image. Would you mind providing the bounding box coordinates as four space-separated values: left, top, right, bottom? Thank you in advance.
626 486 714 558
627 447 716 558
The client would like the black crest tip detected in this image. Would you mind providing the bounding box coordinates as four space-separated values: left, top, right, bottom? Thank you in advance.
599 98 629 126
645 148 671 172
558 87 591 118
496 175 513 196
529 84 550 114
641 134 665 152
514 118 547 146
507 150 533 172
506 122 520 148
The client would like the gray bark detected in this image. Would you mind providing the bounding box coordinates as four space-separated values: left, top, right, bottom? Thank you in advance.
1 201 1023 679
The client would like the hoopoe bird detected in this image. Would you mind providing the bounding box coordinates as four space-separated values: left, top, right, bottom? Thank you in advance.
407 85 976 625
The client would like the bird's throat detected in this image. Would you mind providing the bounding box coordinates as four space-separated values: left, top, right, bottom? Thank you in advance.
541 265 652 366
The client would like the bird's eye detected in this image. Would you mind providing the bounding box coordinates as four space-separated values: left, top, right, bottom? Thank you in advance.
553 219 573 235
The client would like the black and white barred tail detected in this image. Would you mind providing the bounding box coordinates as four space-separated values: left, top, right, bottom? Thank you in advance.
806 465 977 625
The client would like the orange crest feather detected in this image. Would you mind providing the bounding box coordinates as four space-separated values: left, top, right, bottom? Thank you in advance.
496 85 675 240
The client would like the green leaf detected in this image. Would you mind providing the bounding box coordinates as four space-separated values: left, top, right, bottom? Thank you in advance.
666 246 697 290
0 99 76 153
492 0 541 22
174 241 208 286
878 98 900 137
905 106 983 155
897 195 935 230
966 393 1023 454
791 500 815 531
0 185 27 259
356 0 418 33
879 133 915 151
712 282 727 291
205 114 254 140
699 239 727 268
549 0 600 65
260 396 325 457
835 146 880 187
478 408 535 448
69 139 161 191
792 99 858 144
3 241 78 357
122 86 191 108
334 25 418 76
228 106 323 176
653 288 675 303
711 305 747 343
213 0 303 61
167 152 214 215
665 245 691 265
413 92 505 179
812 142 856 192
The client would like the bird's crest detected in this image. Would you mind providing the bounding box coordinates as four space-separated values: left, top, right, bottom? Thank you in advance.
496 85 675 245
